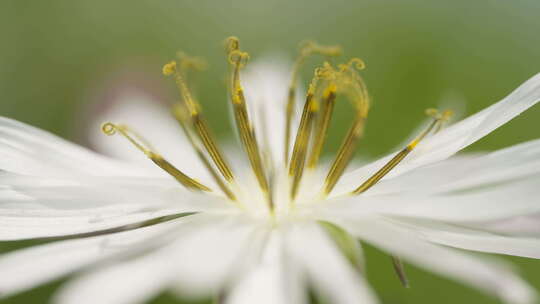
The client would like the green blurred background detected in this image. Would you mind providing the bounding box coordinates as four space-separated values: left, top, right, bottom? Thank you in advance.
1 0 540 303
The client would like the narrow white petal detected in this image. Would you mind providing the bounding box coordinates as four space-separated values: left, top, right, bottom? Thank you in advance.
54 214 260 304
286 221 378 304
54 255 169 304
0 117 147 177
336 73 540 194
469 214 540 236
399 219 540 259
0 173 232 240
327 174 540 223
0 219 186 298
333 216 536 304
226 229 307 304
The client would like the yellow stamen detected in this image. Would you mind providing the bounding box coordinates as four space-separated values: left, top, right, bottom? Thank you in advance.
225 37 272 208
163 58 235 183
323 114 366 195
101 122 211 192
352 109 453 195
322 59 370 195
173 105 237 202
284 41 342 165
288 72 323 201
307 80 337 169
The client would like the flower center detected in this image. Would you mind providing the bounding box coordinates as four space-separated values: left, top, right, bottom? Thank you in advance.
101 37 452 215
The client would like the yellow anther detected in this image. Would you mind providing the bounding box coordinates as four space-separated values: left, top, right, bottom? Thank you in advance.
162 61 177 76
309 99 320 112
101 122 211 192
323 83 338 98
311 57 370 194
289 67 329 200
322 114 366 195
352 108 451 195
307 82 338 169
289 93 317 201
284 42 342 166
172 104 238 202
225 37 272 209
163 54 236 184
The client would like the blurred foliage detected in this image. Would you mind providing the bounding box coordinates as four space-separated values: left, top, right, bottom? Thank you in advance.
1 0 540 303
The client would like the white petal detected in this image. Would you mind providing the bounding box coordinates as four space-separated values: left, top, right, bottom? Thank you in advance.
0 172 232 240
53 214 260 304
242 56 303 169
398 219 540 259
226 229 307 304
286 221 378 304
87 93 212 181
364 139 540 196
336 73 540 194
332 216 536 304
0 117 147 177
0 219 186 298
327 174 540 223
469 214 540 236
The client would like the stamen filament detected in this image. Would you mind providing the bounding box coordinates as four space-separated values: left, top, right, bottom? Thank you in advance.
323 114 366 195
284 42 342 165
226 37 272 208
173 105 237 201
307 83 337 169
322 59 370 195
352 109 452 195
191 113 235 182
102 123 211 192
163 60 235 183
391 256 409 288
289 87 319 201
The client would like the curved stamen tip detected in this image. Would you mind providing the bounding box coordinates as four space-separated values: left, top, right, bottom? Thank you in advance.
299 40 342 57
348 58 366 70
228 50 249 67
225 36 240 53
177 51 208 71
425 108 454 121
441 109 454 121
101 122 117 136
162 61 177 76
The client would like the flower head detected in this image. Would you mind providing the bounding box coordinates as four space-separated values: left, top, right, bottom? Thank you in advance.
1 37 540 304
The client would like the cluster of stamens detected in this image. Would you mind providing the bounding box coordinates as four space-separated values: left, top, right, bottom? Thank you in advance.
102 37 452 215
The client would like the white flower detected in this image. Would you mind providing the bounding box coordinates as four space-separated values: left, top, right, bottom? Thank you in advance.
1 39 540 304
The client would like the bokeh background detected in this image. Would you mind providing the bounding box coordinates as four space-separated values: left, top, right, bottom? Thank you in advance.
1 0 540 303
